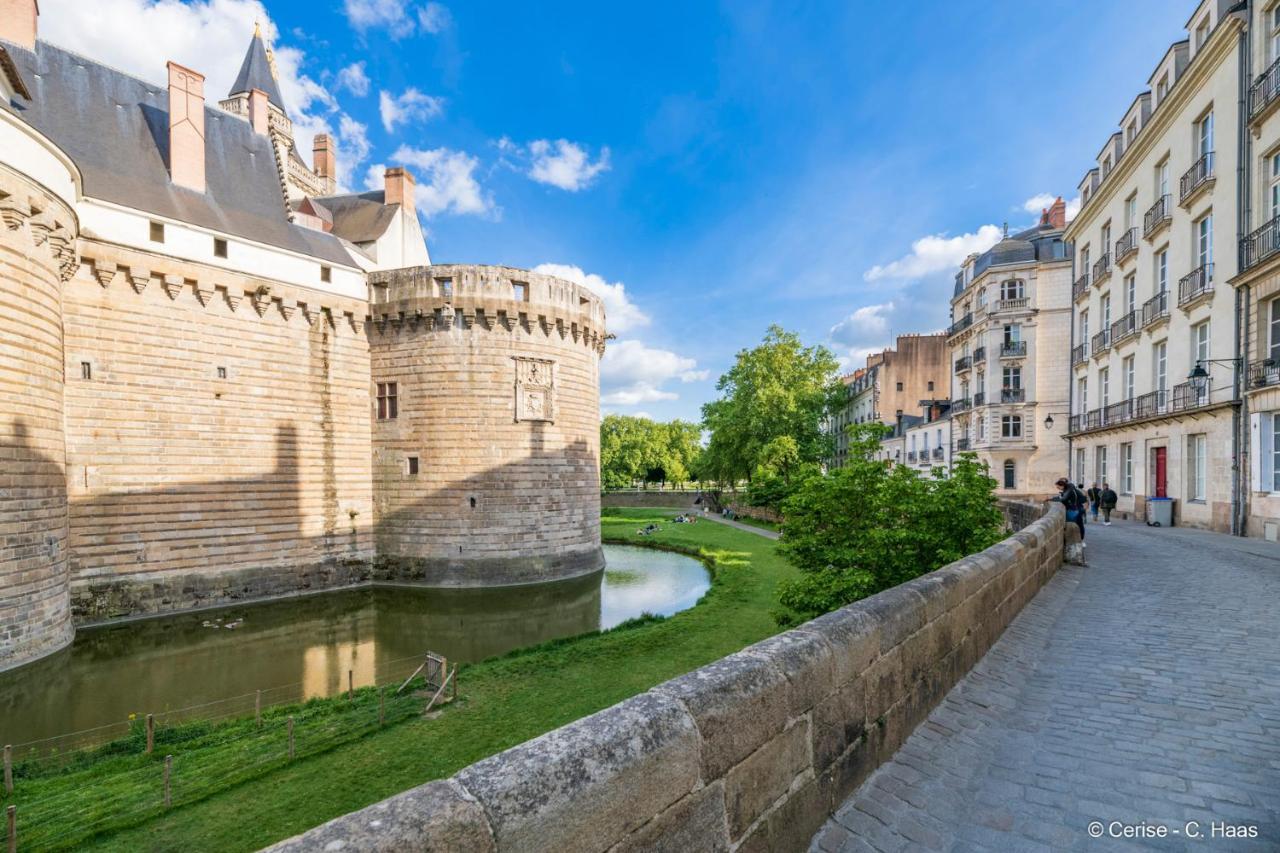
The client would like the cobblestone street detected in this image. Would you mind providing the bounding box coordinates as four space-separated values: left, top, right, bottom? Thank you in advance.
812 521 1280 851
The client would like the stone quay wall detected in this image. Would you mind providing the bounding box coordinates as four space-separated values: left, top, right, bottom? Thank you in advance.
266 503 1067 853
0 163 78 671
367 264 606 587
599 490 702 509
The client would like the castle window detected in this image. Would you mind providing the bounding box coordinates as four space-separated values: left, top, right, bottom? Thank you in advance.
80 361 92 380
213 238 228 258
896 381 904 392
216 366 227 379
437 278 453 298
1003 460 1016 489
927 381 934 392
406 456 419 476
149 221 165 243
377 382 398 419
320 265 332 283
512 282 528 301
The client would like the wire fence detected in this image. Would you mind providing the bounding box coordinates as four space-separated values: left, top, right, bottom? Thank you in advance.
1 652 458 852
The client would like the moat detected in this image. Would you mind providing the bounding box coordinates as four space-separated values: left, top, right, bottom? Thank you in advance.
0 544 708 748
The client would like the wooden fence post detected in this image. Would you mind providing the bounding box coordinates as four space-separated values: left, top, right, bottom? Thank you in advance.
379 687 385 727
3 745 11 795
451 665 458 701
6 804 14 853
255 690 262 727
348 669 353 701
145 714 155 755
287 716 295 760
163 755 172 808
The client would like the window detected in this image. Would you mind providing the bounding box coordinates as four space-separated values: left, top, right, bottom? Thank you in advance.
1155 249 1168 294
1196 110 1213 159
977 414 987 440
976 287 987 309
1123 355 1135 400
437 278 453 298
1102 155 1112 177
1272 5 1280 62
1003 460 1015 489
376 382 398 419
1096 445 1109 485
922 433 929 451
1001 415 1022 438
895 381 904 392
1195 214 1213 269
927 381 934 392
1081 245 1091 271
1124 274 1135 312
1157 159 1170 198
1080 309 1090 342
149 221 165 243
1156 75 1169 103
1126 121 1137 146
1124 194 1137 230
1078 377 1088 414
1101 293 1111 328
512 282 529 301
213 238 228 258
1188 434 1207 500
1155 341 1168 392
1075 448 1086 484
1195 17 1209 50
1121 443 1134 494
80 361 91 380
1270 298 1280 361
1100 367 1110 407
1270 151 1280 220
1002 366 1022 389
320 265 332 283
1000 279 1023 300
936 428 942 447
216 366 227 379
1192 321 1210 368
406 456 419 476
1101 222 1111 251
1003 324 1021 345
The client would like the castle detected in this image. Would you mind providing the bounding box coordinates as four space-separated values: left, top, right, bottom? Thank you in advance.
0 4 607 672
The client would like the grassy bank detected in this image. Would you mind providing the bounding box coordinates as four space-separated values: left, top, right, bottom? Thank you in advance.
40 509 793 852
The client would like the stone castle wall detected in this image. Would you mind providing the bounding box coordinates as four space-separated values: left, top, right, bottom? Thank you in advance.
0 163 78 670
64 242 376 622
367 264 606 586
267 504 1068 852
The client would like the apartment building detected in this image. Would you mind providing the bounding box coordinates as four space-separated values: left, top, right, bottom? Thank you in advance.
902 401 952 472
947 202 1073 498
1066 0 1245 533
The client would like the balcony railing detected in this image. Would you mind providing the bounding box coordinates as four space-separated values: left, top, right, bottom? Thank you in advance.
1171 380 1210 412
1177 263 1214 307
1072 272 1090 301
1001 341 1027 358
1092 253 1112 283
1001 387 1026 403
1241 214 1280 272
1091 328 1111 355
947 313 973 337
1249 55 1280 122
1110 310 1137 345
1115 227 1138 263
907 450 918 462
955 438 970 452
1069 414 1083 433
1105 399 1134 425
951 396 971 413
954 356 972 374
973 346 986 362
1141 291 1169 329
1143 194 1172 238
1135 390 1167 419
1179 151 1214 204
973 391 986 406
1085 409 1103 430
1248 359 1280 390
994 297 1030 313
1072 342 1089 366
932 446 944 460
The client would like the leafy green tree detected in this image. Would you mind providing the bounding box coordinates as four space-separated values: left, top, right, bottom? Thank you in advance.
773 423 1004 626
600 415 704 489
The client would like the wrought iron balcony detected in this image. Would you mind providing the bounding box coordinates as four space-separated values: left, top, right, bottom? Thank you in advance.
1072 342 1089 366
1085 409 1103 430
1143 194 1172 238
1177 263 1214 307
973 391 986 406
1241 214 1280 272
1141 291 1169 329
1091 328 1111 356
1001 387 1026 403
1248 359 1280 390
1092 252 1112 284
1179 151 1214 205
1171 380 1210 412
907 450 917 462
1068 413 1083 433
1135 390 1167 418
932 446 945 460
955 437 970 451
1110 310 1137 345
1115 227 1138 263
994 297 1030 313
1105 399 1134 425
950 396 971 414
947 313 973 337
1249 55 1280 122
1072 272 1090 301
1000 341 1027 358
973 346 986 362
954 356 972 374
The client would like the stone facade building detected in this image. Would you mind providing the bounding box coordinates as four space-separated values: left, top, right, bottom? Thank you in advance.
0 6 605 671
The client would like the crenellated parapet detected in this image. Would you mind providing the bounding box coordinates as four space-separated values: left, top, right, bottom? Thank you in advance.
367 264 609 356
0 169 78 282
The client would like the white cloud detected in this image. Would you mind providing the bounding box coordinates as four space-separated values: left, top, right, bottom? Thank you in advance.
532 263 648 334
1021 193 1057 215
369 145 493 217
1065 196 1082 221
864 225 1003 282
379 87 445 132
417 2 451 33
343 0 449 38
335 61 370 97
499 138 610 191
601 341 708 406
829 302 894 346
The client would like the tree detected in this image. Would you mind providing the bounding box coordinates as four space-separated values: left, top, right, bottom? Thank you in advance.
773 423 1004 626
700 325 841 486
600 415 704 489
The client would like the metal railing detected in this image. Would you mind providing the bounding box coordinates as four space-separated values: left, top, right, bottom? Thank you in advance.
1248 359 1280 389
951 397 971 413
1105 399 1134 425
947 313 973 337
1072 342 1089 366
1092 252 1112 282
1069 414 1083 433
973 391 986 406
932 446 944 460
1115 227 1138 262
1141 291 1168 328
907 450 918 462
1143 194 1172 237
1001 341 1027 358
1179 151 1214 202
1177 263 1214 306
955 438 970 451
1091 328 1111 354
1135 390 1167 418
1171 380 1209 412
1085 409 1103 430
1072 272 1090 300
1241 214 1280 272
1001 387 1026 403
954 356 972 374
1249 55 1280 121
973 346 986 362
1110 310 1137 344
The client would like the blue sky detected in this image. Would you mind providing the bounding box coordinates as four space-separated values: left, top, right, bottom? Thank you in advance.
46 0 1190 421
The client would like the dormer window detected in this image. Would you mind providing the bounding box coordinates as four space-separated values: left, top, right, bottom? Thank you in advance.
1195 17 1209 50
1157 73 1169 103
1126 120 1137 145
1102 155 1112 177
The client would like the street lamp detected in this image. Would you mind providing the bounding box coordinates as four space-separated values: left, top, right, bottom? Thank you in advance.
1042 411 1070 431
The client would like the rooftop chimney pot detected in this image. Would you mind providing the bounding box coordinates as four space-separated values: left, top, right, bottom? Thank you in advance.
0 0 38 51
313 133 336 188
385 167 416 211
167 60 206 193
248 87 269 136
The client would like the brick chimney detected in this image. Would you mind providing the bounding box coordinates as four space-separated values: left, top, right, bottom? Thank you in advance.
1046 196 1067 229
384 167 415 210
248 87 269 136
0 0 38 50
313 133 336 183
167 61 206 193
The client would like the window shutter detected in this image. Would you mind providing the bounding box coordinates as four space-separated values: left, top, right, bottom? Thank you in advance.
1253 413 1267 493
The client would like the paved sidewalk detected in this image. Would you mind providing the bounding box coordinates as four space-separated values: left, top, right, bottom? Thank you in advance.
811 521 1280 852
702 512 781 540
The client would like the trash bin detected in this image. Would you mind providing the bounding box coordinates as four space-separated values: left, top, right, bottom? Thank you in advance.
1147 497 1174 527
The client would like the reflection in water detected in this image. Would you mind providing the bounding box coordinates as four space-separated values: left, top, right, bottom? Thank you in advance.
0 545 707 747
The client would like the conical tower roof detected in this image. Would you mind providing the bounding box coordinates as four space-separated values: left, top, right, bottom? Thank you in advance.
228 25 286 112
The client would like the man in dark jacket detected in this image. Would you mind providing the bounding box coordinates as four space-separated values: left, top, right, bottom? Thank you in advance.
1055 477 1086 541
1099 482 1118 525
1086 483 1101 521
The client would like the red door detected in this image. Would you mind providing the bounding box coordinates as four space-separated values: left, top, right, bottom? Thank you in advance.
1153 447 1168 498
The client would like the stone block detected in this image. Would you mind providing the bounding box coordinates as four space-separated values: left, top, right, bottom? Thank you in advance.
736 773 829 853
608 781 729 853
653 650 789 780
801 605 881 687
746 627 836 716
261 780 494 853
854 584 927 654
898 569 963 622
813 677 865 772
724 719 812 840
862 644 904 724
455 692 699 853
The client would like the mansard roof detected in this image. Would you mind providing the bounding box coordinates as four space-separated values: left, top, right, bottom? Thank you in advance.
0 44 31 99
310 190 400 244
5 40 350 265
228 31 285 111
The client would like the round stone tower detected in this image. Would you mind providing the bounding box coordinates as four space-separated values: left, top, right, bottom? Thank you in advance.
0 118 80 670
367 264 606 587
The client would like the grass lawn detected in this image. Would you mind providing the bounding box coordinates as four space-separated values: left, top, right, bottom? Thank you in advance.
60 509 794 852
734 515 781 533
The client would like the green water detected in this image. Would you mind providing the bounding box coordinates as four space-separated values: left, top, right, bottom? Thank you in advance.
0 544 708 748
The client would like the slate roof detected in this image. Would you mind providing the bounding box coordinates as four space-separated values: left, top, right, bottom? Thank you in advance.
3 39 351 265
310 191 399 244
227 32 285 110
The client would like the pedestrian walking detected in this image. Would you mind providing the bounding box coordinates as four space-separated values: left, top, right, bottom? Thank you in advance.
1086 483 1101 521
1100 482 1118 525
1055 477 1086 542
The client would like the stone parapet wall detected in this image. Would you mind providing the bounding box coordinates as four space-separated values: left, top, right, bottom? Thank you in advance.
266 504 1067 852
600 490 702 509
0 163 78 671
